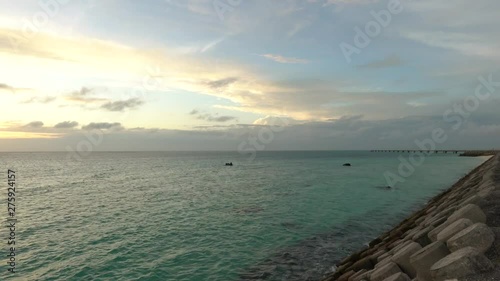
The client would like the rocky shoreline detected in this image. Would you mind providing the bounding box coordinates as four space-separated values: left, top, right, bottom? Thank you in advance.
323 154 500 281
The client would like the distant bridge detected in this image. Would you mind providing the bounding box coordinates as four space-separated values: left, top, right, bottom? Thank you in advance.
370 150 498 156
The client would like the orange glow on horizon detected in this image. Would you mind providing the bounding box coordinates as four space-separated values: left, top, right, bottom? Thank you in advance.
0 131 62 139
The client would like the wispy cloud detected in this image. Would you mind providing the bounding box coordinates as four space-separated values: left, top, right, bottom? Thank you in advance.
65 87 109 104
101 98 145 112
23 121 44 129
201 38 224 53
205 77 239 89
357 55 404 69
82 122 124 130
54 121 79 129
261 54 310 64
189 110 238 123
402 31 500 60
0 83 13 90
21 96 56 104
0 83 31 94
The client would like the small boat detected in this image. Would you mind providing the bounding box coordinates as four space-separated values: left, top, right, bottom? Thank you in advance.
343 163 351 167
225 162 233 166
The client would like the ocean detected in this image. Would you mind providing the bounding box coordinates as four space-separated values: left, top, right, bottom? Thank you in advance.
0 151 489 281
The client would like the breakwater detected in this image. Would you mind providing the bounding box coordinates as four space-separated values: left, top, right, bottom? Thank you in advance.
323 154 500 281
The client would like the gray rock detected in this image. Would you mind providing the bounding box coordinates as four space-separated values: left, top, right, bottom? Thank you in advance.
415 216 426 226
350 269 372 281
436 218 473 242
409 241 450 281
428 216 447 228
388 239 404 251
428 222 451 242
347 256 373 272
336 262 353 274
412 226 434 247
391 242 422 278
460 195 482 207
371 262 402 281
382 272 411 281
370 249 388 264
391 240 413 255
478 187 495 199
447 223 495 253
447 204 487 224
438 205 457 218
348 269 366 281
338 270 356 281
376 255 393 269
377 252 392 263
430 247 494 281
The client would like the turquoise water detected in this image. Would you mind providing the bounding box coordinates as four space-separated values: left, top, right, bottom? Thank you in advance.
0 151 489 280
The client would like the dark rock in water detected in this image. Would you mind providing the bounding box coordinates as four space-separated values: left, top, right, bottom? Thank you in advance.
343 163 352 167
225 162 234 166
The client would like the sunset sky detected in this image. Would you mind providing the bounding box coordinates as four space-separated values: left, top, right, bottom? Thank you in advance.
1 0 499 151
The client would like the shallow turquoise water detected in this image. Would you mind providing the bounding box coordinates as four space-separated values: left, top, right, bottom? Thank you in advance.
0 151 488 280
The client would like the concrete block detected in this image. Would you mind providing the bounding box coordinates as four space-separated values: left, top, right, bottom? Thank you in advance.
409 241 450 281
447 204 487 224
391 242 422 278
382 272 411 281
371 262 402 281
447 223 495 253
430 247 494 281
436 218 473 242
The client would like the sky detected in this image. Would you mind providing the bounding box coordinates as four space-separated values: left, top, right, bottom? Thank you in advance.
0 0 499 151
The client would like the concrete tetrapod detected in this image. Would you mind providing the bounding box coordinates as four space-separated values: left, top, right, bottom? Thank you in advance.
436 218 473 242
409 241 450 281
447 223 495 253
371 262 402 281
382 272 411 281
447 204 487 225
430 247 494 281
391 242 421 279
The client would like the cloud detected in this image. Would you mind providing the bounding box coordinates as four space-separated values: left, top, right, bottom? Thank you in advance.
100 98 144 112
261 54 310 64
206 77 239 89
208 115 238 122
402 31 499 60
82 122 124 130
65 87 109 104
189 110 238 123
54 121 79 129
201 38 224 53
21 96 56 104
357 55 404 69
23 121 44 128
178 38 225 54
0 83 13 90
0 83 31 94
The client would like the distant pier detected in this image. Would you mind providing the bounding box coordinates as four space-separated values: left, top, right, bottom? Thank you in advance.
370 150 498 156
